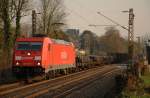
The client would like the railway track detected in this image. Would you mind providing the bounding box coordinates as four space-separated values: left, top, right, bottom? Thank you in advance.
0 82 22 92
54 70 118 98
0 66 104 94
39 66 120 98
0 65 119 98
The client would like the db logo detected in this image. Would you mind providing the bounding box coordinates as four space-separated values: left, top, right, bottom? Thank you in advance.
61 51 68 59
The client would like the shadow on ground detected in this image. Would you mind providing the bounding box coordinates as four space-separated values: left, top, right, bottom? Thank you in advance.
0 68 17 84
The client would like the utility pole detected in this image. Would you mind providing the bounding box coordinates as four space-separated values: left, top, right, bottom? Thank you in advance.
32 10 36 35
97 10 135 67
136 36 140 45
136 36 141 54
128 8 135 69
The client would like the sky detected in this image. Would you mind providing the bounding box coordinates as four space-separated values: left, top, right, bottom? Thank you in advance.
64 0 150 38
22 0 150 39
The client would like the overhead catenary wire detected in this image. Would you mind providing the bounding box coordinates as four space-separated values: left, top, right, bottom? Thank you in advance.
66 0 113 27
67 0 128 30
89 24 118 27
97 12 128 31
63 5 93 27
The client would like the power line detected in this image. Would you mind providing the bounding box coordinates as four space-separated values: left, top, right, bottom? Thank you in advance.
63 6 92 26
97 12 128 31
89 24 117 27
65 1 128 29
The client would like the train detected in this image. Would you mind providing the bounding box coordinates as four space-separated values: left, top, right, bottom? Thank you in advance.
12 35 113 79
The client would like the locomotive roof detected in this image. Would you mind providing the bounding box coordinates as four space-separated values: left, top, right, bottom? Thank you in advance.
16 37 74 46
16 37 44 42
52 39 72 45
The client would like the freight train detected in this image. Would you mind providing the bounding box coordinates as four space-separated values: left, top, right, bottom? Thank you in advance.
12 35 112 79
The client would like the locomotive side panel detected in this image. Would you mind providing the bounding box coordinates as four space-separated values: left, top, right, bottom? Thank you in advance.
41 38 53 69
50 43 75 70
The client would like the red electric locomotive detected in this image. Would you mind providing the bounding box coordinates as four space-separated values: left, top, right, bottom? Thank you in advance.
12 36 76 78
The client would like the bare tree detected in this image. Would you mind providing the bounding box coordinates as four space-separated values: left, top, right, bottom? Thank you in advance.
0 0 12 47
0 0 12 67
12 0 31 40
0 0 31 67
0 18 3 52
99 27 128 53
38 0 66 35
0 18 2 29
0 0 16 23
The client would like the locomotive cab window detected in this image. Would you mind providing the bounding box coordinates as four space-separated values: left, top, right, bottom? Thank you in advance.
16 42 42 51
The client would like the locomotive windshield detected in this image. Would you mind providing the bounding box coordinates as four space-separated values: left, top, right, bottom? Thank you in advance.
16 42 42 50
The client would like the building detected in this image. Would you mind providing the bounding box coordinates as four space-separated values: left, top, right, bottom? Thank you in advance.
65 29 80 48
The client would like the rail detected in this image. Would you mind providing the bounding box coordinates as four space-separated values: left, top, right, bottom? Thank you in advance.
0 65 120 98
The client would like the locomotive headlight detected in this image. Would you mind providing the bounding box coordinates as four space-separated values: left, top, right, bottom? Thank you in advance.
15 56 22 60
16 62 19 65
37 62 41 66
34 56 41 60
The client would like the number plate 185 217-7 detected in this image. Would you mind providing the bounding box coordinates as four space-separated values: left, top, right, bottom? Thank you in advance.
22 57 34 60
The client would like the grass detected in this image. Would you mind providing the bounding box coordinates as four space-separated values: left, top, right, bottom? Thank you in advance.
141 72 150 87
120 72 150 98
130 95 150 98
130 72 150 98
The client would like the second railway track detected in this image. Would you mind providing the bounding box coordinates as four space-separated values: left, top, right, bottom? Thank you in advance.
0 65 120 98
52 69 119 98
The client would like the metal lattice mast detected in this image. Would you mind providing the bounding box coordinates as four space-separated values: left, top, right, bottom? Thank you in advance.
32 10 36 35
128 8 135 65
